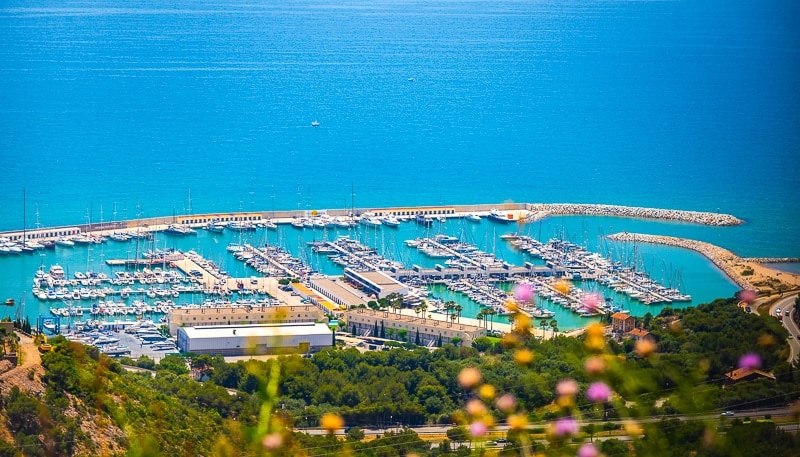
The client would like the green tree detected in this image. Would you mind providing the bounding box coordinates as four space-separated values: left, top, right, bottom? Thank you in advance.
415 329 421 345
446 425 468 446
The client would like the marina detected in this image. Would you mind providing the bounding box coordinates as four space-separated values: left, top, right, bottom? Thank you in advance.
0 202 771 333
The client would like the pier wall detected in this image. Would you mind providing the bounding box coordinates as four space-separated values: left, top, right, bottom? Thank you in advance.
0 202 743 241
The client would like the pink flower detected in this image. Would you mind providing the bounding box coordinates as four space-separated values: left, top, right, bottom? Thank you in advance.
578 443 599 457
736 289 757 304
581 293 602 311
495 393 517 413
586 382 612 403
556 379 579 397
262 432 283 450
553 417 578 437
469 420 488 438
738 352 762 370
514 282 534 303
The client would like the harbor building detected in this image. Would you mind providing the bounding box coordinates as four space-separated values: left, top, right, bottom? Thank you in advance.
308 277 370 309
343 268 409 299
289 282 347 313
176 322 333 356
167 304 324 335
344 308 486 347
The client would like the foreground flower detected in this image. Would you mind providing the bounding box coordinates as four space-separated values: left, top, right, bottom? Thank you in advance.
634 339 657 358
552 417 579 437
514 282 534 302
556 379 579 397
458 367 482 389
578 442 600 457
584 355 606 375
495 393 517 413
507 413 528 430
466 398 488 416
586 382 612 403
262 432 283 450
478 384 496 401
584 322 606 352
738 352 762 370
554 279 571 295
320 413 344 432
514 348 534 365
581 293 602 311
469 420 488 438
736 289 757 304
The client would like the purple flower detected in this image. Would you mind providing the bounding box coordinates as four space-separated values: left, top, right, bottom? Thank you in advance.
553 417 578 437
586 382 612 403
578 443 600 457
738 352 762 370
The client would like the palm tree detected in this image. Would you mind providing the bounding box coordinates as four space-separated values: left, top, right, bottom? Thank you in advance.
454 304 463 324
486 308 497 331
418 300 429 318
444 301 456 321
549 319 559 338
539 319 548 338
476 309 486 329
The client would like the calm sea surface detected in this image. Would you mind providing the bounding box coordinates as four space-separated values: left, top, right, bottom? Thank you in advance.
1 0 798 328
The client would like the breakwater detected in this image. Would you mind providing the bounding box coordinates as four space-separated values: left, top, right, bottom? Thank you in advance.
606 232 756 290
525 204 743 226
0 202 744 245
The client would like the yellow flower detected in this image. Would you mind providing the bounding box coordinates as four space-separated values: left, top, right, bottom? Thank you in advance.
634 339 657 358
758 333 776 348
507 414 528 430
320 413 344 432
478 384 496 402
585 334 605 353
466 399 487 416
505 299 519 312
514 313 532 331
556 395 574 409
501 333 520 348
554 279 571 295
624 421 643 436
458 367 482 389
514 348 534 365
585 323 604 338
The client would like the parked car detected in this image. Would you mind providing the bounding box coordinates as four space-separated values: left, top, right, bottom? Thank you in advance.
721 411 734 417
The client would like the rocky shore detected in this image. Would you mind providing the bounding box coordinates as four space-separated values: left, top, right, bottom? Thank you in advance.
525 203 743 226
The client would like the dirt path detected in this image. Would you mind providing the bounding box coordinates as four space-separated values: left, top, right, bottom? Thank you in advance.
0 333 45 396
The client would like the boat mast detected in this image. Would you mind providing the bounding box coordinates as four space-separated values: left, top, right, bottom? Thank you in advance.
22 188 26 245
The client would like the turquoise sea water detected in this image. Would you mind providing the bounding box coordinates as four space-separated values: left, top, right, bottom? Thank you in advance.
1 0 798 328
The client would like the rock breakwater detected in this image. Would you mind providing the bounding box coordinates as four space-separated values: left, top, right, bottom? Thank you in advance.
525 204 743 226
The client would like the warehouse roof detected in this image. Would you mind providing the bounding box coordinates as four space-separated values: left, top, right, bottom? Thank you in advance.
179 322 332 339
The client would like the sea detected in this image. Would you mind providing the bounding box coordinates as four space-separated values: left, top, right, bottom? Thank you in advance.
1 0 798 330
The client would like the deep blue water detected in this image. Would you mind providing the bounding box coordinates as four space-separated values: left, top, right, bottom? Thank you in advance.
1 0 798 327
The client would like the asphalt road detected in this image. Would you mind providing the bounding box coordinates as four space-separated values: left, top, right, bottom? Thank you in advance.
767 293 800 362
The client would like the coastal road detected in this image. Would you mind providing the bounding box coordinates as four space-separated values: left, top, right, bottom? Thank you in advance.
765 293 799 362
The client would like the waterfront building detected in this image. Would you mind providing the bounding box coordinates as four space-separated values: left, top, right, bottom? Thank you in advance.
308 277 370 309
611 312 636 333
176 322 333 356
344 308 486 347
343 268 409 299
167 304 324 335
627 328 656 343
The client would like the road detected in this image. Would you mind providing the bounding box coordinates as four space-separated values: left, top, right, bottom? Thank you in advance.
767 293 800 362
296 405 799 438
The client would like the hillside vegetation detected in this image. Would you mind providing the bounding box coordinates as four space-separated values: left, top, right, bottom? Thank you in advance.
0 297 798 456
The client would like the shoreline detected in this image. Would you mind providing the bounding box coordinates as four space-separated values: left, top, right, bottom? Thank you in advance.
606 232 800 295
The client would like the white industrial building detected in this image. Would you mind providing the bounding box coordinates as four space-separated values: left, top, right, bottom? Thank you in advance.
176 322 334 356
